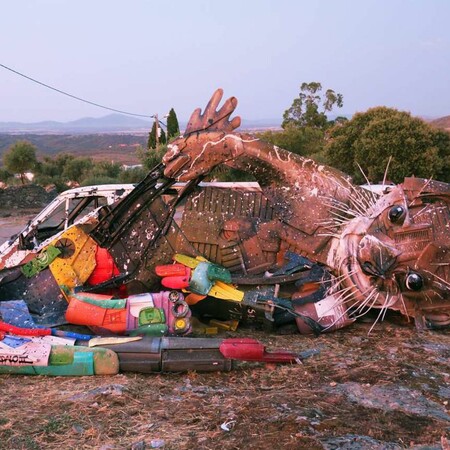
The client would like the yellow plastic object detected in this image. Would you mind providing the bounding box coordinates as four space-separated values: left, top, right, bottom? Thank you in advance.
190 317 219 335
48 226 97 298
173 254 207 269
174 318 188 332
209 319 240 331
174 254 243 302
208 281 244 302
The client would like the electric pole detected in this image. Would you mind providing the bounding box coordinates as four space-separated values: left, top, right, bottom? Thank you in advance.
155 113 159 151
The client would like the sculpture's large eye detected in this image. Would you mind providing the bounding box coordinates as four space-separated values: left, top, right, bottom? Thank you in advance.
388 205 405 223
405 272 424 291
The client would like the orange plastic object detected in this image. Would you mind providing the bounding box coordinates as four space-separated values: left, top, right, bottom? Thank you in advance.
66 297 127 334
185 292 207 306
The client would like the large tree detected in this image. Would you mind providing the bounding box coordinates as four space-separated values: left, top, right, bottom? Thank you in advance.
166 108 180 140
147 121 167 149
325 107 450 184
255 82 344 161
282 82 344 129
0 168 12 184
3 140 38 184
62 157 94 183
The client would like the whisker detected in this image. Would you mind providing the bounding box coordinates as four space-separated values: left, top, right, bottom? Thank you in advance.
329 210 355 222
322 286 378 331
356 162 379 206
398 293 410 321
368 294 390 334
423 269 450 289
354 292 381 319
317 233 343 238
408 177 433 208
351 288 377 314
325 202 360 217
339 185 369 215
382 156 392 186
349 183 378 210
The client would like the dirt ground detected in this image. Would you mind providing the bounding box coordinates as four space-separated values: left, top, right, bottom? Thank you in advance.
0 209 40 245
0 319 449 450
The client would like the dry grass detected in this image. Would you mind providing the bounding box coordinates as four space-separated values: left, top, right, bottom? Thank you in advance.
0 319 449 449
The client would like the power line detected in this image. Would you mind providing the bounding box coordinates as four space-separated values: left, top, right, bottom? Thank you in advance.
0 63 155 119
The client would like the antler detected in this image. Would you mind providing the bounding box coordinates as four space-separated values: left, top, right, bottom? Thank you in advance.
184 88 241 136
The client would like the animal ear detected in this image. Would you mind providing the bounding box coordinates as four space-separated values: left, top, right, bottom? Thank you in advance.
184 88 241 136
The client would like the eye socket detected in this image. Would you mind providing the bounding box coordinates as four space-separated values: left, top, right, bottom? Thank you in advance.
405 272 424 291
388 205 405 223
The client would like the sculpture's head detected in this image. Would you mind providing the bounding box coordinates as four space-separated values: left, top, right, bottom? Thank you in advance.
163 89 242 181
331 178 450 329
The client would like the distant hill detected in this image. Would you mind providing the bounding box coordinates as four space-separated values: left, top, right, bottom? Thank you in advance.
0 113 152 133
430 115 450 130
0 115 282 166
0 114 282 134
0 134 147 165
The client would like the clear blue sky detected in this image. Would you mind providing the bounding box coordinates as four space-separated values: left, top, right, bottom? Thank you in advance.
1 0 449 123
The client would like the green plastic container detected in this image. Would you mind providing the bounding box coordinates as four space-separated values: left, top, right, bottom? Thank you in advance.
0 345 119 376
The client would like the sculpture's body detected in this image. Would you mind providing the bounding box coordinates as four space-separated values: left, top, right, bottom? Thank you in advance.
0 89 449 332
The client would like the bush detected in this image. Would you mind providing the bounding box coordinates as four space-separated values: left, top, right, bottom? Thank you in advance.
326 107 450 184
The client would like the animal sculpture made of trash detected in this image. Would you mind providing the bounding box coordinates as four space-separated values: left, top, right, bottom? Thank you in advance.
0 89 449 333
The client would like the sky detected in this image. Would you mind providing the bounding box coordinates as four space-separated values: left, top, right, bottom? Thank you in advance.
1 0 450 123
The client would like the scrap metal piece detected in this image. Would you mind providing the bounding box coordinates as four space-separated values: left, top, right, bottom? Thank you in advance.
0 268 66 326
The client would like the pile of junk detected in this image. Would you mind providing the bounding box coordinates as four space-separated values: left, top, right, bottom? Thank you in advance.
1 89 449 376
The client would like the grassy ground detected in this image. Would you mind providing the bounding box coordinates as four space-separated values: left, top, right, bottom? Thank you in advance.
1 319 449 450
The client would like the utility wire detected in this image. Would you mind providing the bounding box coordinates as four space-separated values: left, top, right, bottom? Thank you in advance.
0 63 155 119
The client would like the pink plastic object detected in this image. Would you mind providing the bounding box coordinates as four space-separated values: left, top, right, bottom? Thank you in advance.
156 263 191 289
125 292 191 334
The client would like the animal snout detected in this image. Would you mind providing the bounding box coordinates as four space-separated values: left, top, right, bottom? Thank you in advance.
357 235 402 278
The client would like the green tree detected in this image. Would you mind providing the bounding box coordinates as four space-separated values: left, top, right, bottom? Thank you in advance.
80 161 123 186
282 82 344 129
0 167 12 184
325 107 450 184
3 140 38 184
167 108 180 140
138 144 167 170
62 157 94 183
148 122 157 149
119 166 147 183
160 127 167 145
258 125 325 157
147 121 166 149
